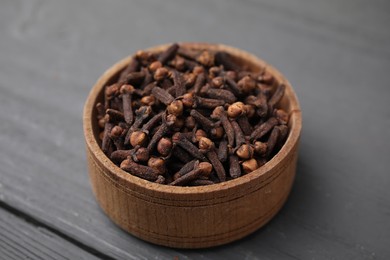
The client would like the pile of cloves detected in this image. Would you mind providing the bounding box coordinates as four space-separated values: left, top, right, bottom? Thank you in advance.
96 43 289 186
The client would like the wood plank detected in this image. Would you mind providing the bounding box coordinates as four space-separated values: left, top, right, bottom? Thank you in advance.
0 0 389 259
0 207 99 260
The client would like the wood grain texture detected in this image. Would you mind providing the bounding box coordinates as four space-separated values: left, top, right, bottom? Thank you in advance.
0 0 389 258
0 207 99 260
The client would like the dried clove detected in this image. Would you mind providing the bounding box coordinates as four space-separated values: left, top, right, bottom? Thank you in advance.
209 66 222 79
157 137 173 156
167 100 183 116
140 112 163 135
184 115 196 129
97 43 290 184
254 141 267 157
211 106 235 147
249 117 278 142
171 70 186 97
147 113 176 151
96 102 105 119
206 88 237 104
194 96 225 109
196 50 214 67
211 76 224 88
265 126 280 158
133 147 150 162
120 84 135 125
274 109 289 125
210 126 224 139
104 84 119 110
120 158 159 181
229 155 241 178
237 115 253 136
158 43 179 65
148 61 162 72
110 125 125 150
181 93 195 108
170 56 186 71
231 120 245 147
124 106 153 145
236 144 254 160
140 95 156 106
110 149 133 164
169 162 212 186
148 157 166 174
173 160 198 180
119 57 140 83
102 122 114 156
224 77 242 96
215 51 240 71
190 109 215 131
246 93 268 118
151 86 175 105
242 159 258 174
194 129 207 143
122 71 145 85
227 102 246 118
129 131 147 147
135 50 156 66
192 73 206 94
172 133 207 161
199 137 226 182
217 139 228 162
172 145 193 163
237 75 256 93
258 71 275 86
268 84 286 110
106 108 124 123
154 67 169 82
277 124 289 144
140 67 154 89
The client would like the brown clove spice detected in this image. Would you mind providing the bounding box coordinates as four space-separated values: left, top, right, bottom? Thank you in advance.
190 109 215 132
199 137 226 182
169 162 212 186
211 106 235 147
172 132 207 161
229 155 241 178
194 96 225 109
158 43 179 65
96 43 290 184
147 113 176 151
217 139 228 162
206 88 237 104
250 117 278 142
173 160 198 180
151 87 175 105
120 158 159 181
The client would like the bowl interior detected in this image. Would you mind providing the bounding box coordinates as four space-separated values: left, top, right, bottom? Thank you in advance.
84 42 301 195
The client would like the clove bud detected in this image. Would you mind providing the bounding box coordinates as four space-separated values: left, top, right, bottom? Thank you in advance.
96 43 290 184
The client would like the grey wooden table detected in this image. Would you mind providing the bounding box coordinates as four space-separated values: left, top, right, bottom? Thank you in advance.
1 0 389 259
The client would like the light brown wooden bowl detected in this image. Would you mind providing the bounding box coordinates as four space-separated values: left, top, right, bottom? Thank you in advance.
83 43 302 248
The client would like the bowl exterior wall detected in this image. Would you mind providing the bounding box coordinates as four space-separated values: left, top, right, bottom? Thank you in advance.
86 141 298 248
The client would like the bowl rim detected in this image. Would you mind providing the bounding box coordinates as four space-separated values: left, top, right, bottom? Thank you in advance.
83 42 302 195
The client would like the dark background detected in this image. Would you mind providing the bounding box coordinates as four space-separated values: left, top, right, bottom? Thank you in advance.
0 0 389 259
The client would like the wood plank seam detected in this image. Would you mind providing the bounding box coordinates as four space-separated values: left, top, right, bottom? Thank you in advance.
0 200 116 260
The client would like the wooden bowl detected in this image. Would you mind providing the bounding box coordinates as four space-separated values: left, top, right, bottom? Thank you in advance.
83 43 302 248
